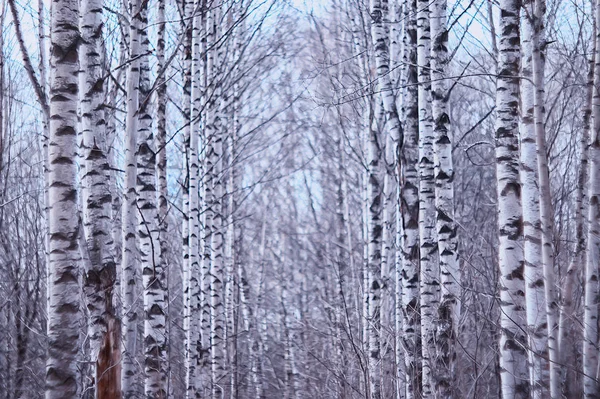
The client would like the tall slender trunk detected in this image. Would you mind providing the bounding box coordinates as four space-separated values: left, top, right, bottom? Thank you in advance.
181 0 193 395
199 0 212 393
79 0 120 393
494 0 529 395
207 3 226 396
187 0 204 396
121 0 142 395
371 1 400 390
584 0 600 396
416 0 439 394
45 0 81 396
530 0 560 394
365 93 383 399
519 3 548 395
399 1 421 397
135 1 167 396
429 0 460 395
155 0 169 388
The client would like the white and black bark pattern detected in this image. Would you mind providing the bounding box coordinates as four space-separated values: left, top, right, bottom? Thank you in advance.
46 0 81 396
369 0 404 156
79 0 119 393
519 4 548 395
187 0 204 397
199 1 212 391
584 0 600 396
209 54 227 399
494 0 529 395
181 0 193 394
399 1 421 396
155 1 169 383
121 0 141 396
429 0 460 395
206 3 226 396
530 0 559 394
389 0 403 89
136 2 167 396
416 0 439 395
366 99 383 399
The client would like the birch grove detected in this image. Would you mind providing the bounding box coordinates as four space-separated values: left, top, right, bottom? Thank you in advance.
2 0 600 397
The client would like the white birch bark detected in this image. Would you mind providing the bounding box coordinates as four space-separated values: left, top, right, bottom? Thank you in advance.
199 0 212 389
429 0 460 395
399 1 421 396
365 96 383 399
121 0 141 395
207 3 226 396
519 5 548 394
186 0 204 396
495 0 529 395
181 0 193 394
155 2 169 383
530 0 560 394
135 1 167 395
370 0 402 395
46 0 81 396
584 0 600 395
369 0 403 147
79 0 120 393
416 0 439 394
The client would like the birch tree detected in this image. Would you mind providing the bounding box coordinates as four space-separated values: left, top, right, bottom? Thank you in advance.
416 0 440 394
79 0 120 393
530 0 560 393
398 0 421 396
135 0 167 395
46 0 81 396
121 0 142 395
520 2 548 394
429 0 460 394
494 0 529 395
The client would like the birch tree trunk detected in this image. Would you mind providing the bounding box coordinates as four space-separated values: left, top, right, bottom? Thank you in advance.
186 0 205 396
155 2 169 385
79 0 120 393
429 0 460 395
398 1 421 396
121 0 142 395
135 1 167 395
365 94 383 399
369 0 403 156
207 3 226 396
519 4 548 394
181 0 193 395
369 2 403 394
495 0 529 395
583 0 600 395
46 0 81 396
530 0 560 394
416 0 440 394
